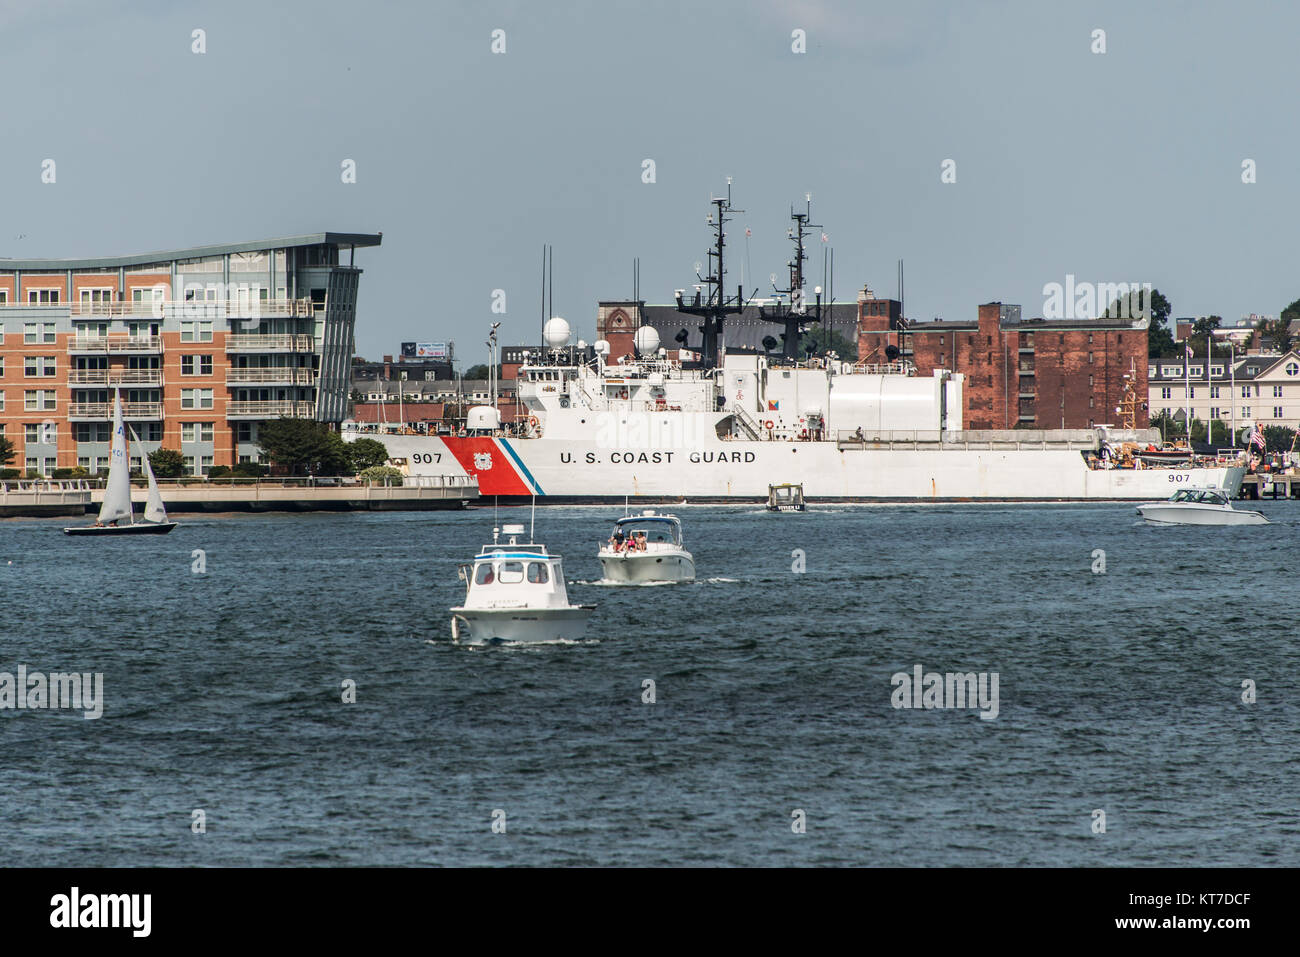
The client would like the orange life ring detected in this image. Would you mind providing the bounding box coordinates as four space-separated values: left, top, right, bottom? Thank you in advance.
528 415 540 431
764 420 775 430
620 389 628 400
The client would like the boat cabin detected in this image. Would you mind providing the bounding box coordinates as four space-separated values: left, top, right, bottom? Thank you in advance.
607 511 683 551
457 524 573 609
767 482 806 511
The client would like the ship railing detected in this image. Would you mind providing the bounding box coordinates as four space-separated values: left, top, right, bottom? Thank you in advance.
852 359 916 376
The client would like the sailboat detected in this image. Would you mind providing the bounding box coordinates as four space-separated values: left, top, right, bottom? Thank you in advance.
64 390 177 536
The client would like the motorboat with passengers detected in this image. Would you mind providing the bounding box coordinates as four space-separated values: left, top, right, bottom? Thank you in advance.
598 510 695 583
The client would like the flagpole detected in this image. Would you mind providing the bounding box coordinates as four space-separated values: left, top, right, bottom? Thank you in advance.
1185 341 1191 447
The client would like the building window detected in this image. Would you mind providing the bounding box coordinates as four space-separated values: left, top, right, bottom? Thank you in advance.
1088 375 1094 387
180 320 213 342
1210 407 1220 419
1210 365 1224 376
1242 406 1251 418
23 321 55 343
939 354 945 366
181 388 214 410
939 336 945 347
1287 362 1299 376
1089 396 1094 408
180 354 214 376
1188 387 1195 398
1210 386 1220 399
201 454 214 474
24 390 56 411
1161 387 1172 399
24 356 56 377
183 454 195 475
74 423 111 442
1242 385 1251 398
1247 366 1259 375
27 288 60 304
1273 385 1283 397
1275 407 1284 418
1161 366 1179 377
1088 352 1094 364
181 422 215 443
1188 366 1202 377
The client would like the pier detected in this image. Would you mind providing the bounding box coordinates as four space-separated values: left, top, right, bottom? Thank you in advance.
0 481 94 517
93 475 480 512
1239 474 1300 500
0 475 479 517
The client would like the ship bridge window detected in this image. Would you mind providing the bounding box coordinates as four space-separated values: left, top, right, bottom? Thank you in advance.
498 561 525 584
527 562 549 584
474 564 495 585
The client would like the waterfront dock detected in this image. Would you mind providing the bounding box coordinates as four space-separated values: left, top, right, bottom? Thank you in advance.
93 475 480 512
0 481 94 517
0 475 477 517
1240 474 1300 499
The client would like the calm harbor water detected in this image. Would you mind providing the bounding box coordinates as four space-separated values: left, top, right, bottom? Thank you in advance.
2 501 1298 866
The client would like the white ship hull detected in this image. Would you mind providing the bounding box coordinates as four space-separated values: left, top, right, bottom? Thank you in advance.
599 549 696 582
450 605 594 644
364 433 1246 503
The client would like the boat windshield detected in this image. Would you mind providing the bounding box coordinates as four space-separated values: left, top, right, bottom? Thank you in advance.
1170 489 1228 505
612 517 681 546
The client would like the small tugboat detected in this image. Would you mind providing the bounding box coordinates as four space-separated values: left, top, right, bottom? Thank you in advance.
1137 488 1267 526
598 510 695 583
767 482 806 512
450 523 595 643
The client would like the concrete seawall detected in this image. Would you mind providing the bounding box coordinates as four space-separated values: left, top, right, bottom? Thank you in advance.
4 476 478 516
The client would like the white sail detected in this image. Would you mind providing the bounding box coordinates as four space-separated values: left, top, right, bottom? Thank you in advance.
98 390 133 525
130 425 168 523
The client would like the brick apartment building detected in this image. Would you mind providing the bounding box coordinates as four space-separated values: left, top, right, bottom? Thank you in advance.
858 290 1150 430
0 232 380 476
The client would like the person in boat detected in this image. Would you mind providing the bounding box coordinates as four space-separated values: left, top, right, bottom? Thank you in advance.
635 531 648 551
610 530 625 553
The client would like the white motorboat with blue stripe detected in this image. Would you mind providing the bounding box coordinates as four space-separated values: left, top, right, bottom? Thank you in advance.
450 523 595 643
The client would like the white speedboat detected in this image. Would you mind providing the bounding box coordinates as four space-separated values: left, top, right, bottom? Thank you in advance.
450 523 594 643
1137 488 1268 526
598 510 695 583
767 483 805 511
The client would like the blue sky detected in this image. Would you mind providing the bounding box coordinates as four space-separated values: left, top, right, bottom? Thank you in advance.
1 0 1295 363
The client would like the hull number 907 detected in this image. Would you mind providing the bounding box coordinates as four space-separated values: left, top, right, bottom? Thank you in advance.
412 453 441 464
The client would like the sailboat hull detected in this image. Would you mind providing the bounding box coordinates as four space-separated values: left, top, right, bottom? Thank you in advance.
63 522 177 536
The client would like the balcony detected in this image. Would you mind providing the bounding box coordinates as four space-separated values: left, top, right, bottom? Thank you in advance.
226 400 315 419
225 368 315 386
69 401 163 421
225 334 315 353
68 370 163 387
69 298 315 319
67 335 163 354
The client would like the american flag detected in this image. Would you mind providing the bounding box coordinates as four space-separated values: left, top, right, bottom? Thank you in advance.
745 227 751 237
1251 426 1266 450
821 232 829 243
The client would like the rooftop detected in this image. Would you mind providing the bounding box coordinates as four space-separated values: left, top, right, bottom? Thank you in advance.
0 232 383 271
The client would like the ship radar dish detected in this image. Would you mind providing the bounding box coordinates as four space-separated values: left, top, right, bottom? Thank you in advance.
633 325 661 355
543 316 571 348
593 339 610 356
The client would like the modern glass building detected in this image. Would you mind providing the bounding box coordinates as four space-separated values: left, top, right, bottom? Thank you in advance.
0 232 381 475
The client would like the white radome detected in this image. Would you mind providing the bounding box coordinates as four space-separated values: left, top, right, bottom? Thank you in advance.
543 316 571 348
634 325 661 355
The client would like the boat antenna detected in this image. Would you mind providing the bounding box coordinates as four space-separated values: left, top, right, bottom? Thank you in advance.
675 178 746 369
759 193 823 362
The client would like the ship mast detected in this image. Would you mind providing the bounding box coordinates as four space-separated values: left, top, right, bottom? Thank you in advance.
675 180 748 370
761 195 823 362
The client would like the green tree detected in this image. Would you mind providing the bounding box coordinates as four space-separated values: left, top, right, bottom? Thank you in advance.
1258 312 1294 353
0 434 15 468
462 364 490 380
1107 287 1175 357
257 419 353 475
148 447 185 478
801 326 859 362
1261 424 1297 453
1186 316 1226 356
347 437 390 471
